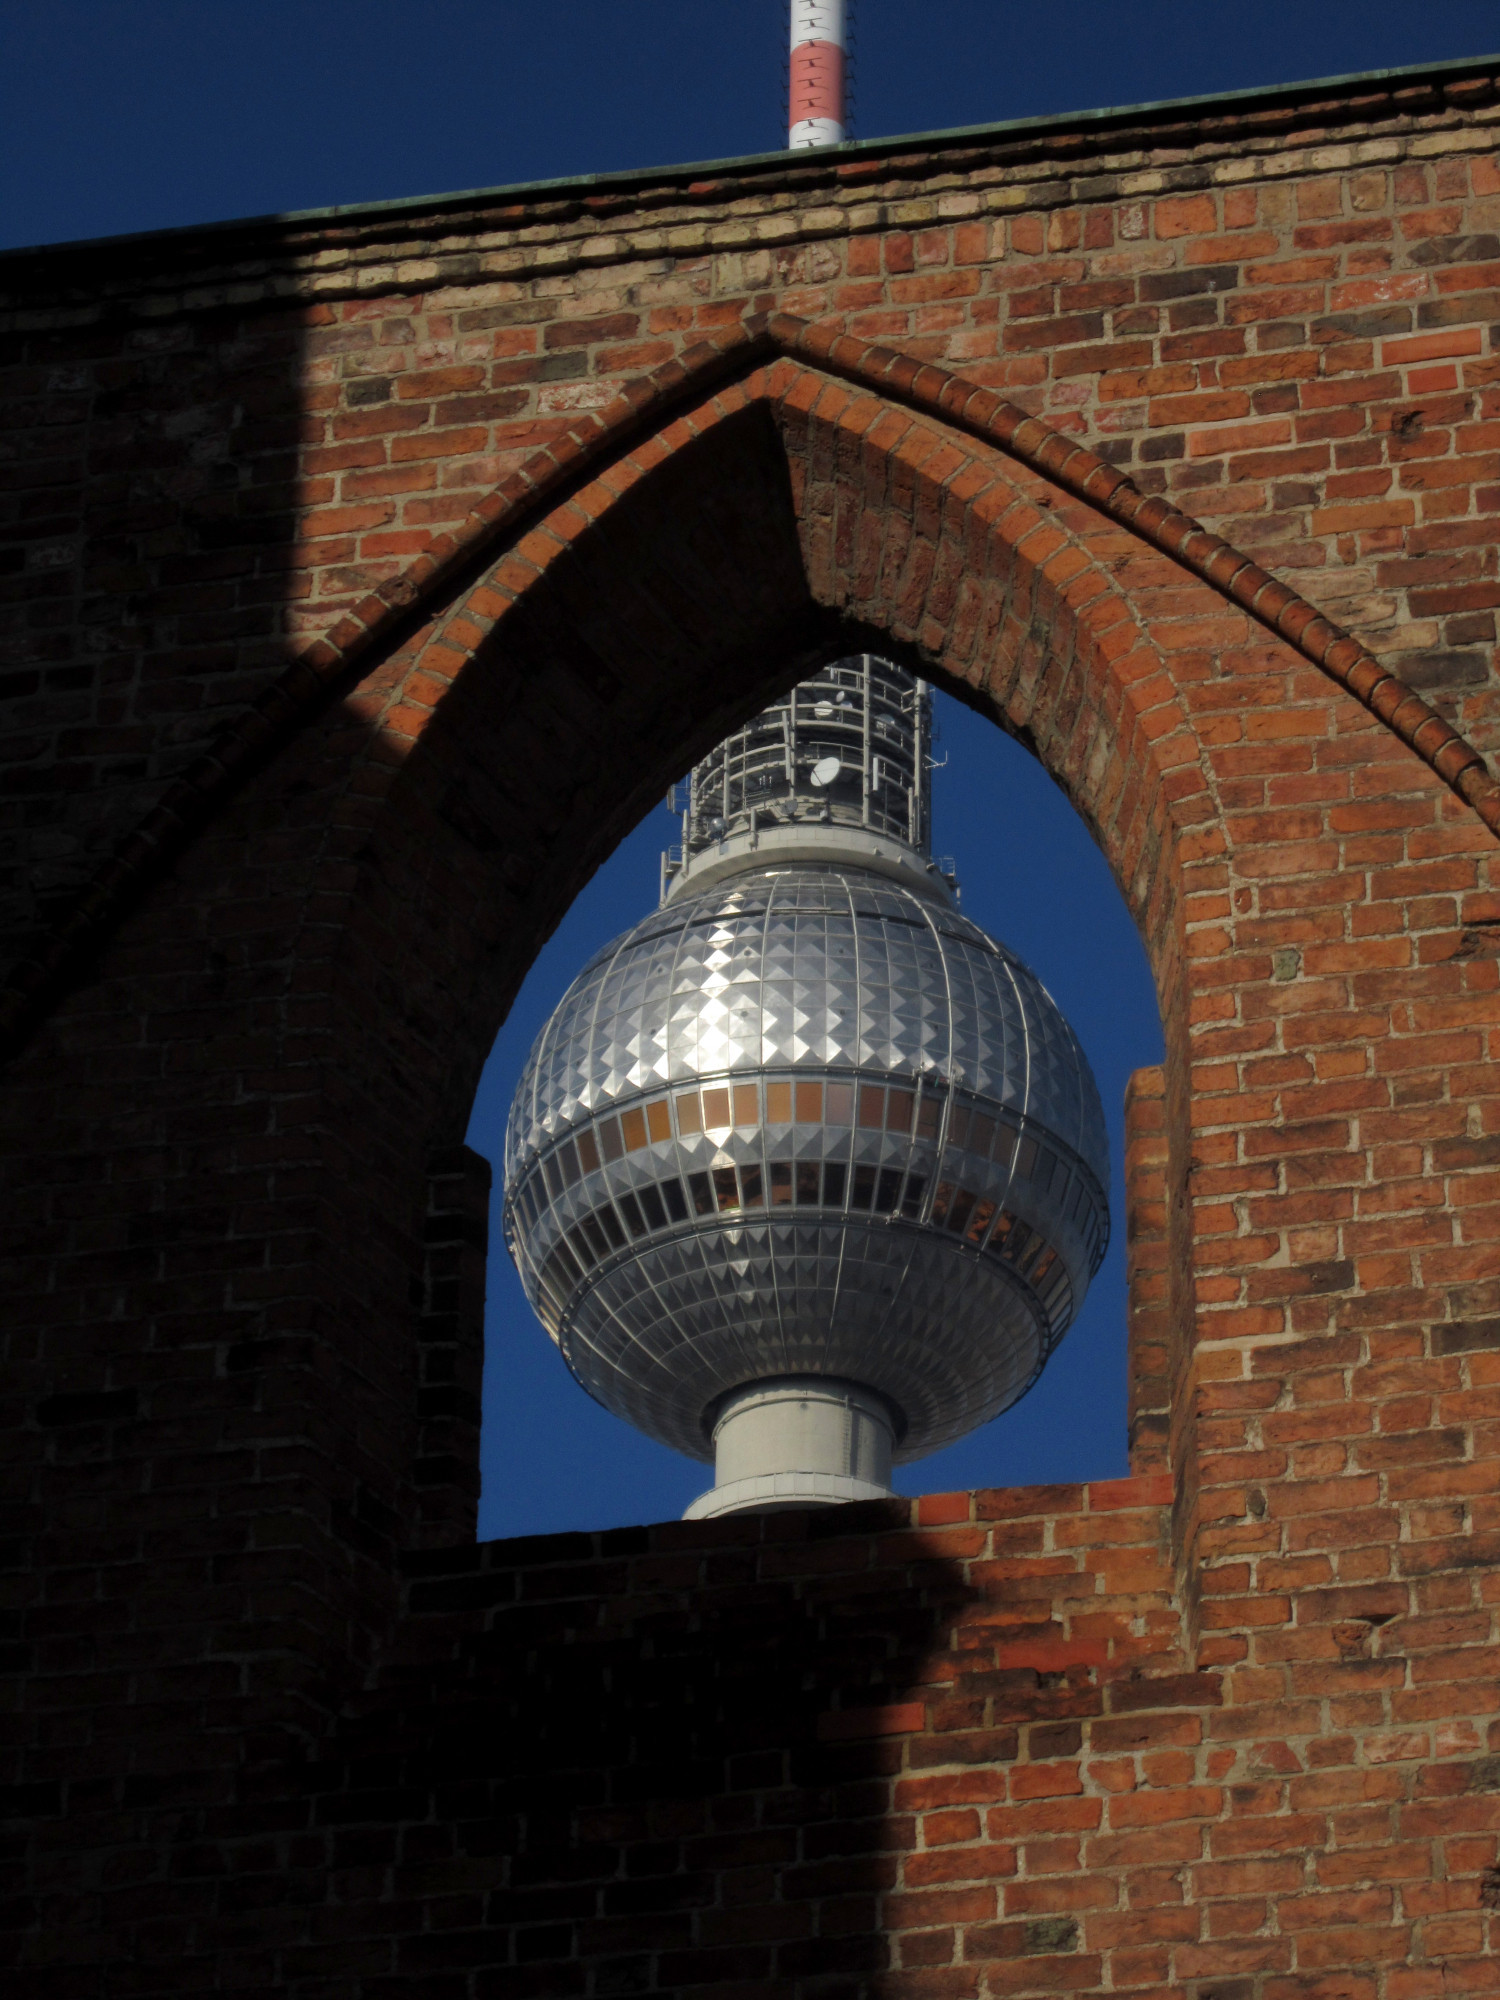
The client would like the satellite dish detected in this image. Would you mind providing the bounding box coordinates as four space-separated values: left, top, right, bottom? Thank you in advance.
810 756 842 788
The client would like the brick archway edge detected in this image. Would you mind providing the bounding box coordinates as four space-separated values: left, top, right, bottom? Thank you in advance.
5 308 1498 1055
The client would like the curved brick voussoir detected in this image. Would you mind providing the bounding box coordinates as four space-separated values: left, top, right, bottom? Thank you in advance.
14 326 1500 1065
301 341 1486 1536
6 315 1499 1060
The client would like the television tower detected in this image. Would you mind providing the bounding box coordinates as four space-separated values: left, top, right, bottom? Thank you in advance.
499 16 1112 1523
502 664 1110 1518
789 0 847 147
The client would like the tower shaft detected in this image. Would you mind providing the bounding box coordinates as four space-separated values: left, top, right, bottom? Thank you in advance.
789 0 847 148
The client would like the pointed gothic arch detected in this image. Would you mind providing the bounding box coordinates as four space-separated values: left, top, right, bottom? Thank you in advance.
8 319 1493 1614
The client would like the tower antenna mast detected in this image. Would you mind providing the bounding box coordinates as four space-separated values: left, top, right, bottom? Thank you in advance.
788 1 847 148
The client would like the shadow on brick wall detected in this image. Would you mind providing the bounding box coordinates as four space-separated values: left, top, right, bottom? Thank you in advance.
311 1506 984 1995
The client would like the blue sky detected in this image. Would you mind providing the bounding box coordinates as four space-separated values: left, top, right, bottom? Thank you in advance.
3 2 1497 251
6 4 1494 1535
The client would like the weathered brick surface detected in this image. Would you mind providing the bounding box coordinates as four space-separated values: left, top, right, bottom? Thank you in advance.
1125 1065 1171 1474
7 62 1500 984
374 1480 1180 1997
3 58 1500 1997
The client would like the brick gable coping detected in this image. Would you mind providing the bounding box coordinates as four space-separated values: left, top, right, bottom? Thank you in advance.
2 58 1498 322
2 57 1500 336
4 310 1496 1058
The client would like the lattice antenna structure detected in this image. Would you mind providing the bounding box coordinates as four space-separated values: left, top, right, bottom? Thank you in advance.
661 655 951 906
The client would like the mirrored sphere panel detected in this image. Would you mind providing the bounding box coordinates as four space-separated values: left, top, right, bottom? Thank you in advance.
504 858 1110 1463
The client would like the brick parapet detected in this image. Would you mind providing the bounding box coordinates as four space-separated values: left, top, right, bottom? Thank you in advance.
397 1471 1174 1610
3 63 1498 326
356 1478 1188 1992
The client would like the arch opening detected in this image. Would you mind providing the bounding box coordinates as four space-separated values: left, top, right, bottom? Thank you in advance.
466 677 1163 1537
287 344 1337 1564
10 323 1473 1603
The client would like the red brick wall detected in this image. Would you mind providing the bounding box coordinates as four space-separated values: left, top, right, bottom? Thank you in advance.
7 65 1500 996
1125 1064 1172 1476
382 1478 1181 1995
3 61 1500 1996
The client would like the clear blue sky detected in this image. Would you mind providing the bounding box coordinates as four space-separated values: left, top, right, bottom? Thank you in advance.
6 5 1493 1536
3 2 1497 251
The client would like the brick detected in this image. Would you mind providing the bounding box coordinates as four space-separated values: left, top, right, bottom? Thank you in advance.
1382 328 1485 365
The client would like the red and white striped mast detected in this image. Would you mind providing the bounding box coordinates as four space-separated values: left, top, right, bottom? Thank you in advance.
788 1 847 148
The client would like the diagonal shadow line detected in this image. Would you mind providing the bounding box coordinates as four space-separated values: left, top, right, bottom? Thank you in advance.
5 309 1496 1061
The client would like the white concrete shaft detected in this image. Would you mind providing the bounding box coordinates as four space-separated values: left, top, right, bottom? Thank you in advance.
790 0 845 48
683 1377 896 1518
788 116 844 150
789 0 846 148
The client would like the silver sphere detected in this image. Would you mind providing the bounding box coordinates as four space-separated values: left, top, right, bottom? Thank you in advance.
503 860 1110 1468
